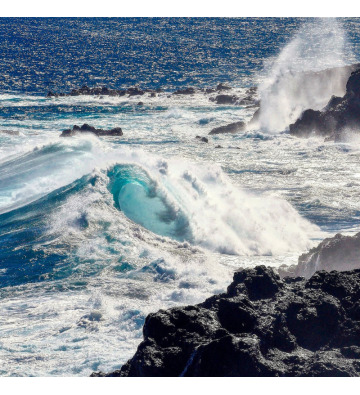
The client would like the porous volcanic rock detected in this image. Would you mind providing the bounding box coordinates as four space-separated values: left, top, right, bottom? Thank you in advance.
209 121 246 135
60 124 123 137
91 265 360 377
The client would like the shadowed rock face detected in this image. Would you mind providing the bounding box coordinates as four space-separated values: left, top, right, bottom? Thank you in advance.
91 265 360 377
60 124 123 137
209 121 246 135
210 94 239 105
279 232 360 279
289 68 360 140
248 63 360 133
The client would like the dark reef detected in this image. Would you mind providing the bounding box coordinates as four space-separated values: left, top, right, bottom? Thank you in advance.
92 265 360 377
47 84 259 110
60 124 123 138
47 86 162 98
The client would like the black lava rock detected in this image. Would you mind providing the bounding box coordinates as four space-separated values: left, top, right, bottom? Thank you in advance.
173 87 196 95
91 265 360 377
209 121 246 135
216 83 232 91
60 124 123 137
289 68 360 140
210 94 239 105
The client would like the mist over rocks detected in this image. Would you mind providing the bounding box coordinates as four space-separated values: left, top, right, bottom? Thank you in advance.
91 265 360 377
279 232 360 279
289 68 360 141
249 60 360 133
60 124 123 137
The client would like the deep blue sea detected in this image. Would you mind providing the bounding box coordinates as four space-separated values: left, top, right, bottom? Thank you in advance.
1 17 360 376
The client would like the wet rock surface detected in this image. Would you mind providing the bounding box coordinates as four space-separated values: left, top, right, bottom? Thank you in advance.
289 68 360 140
209 121 246 135
210 94 239 105
60 123 123 137
91 265 360 377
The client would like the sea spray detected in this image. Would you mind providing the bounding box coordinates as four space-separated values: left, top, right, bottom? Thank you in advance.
1 137 317 256
257 18 355 133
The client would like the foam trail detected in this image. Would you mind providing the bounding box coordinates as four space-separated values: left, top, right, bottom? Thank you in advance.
257 18 354 133
0 138 317 256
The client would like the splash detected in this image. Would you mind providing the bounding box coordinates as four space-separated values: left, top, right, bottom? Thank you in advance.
0 138 317 257
257 18 355 133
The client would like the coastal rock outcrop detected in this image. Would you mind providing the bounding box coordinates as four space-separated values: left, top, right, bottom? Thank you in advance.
289 68 360 140
91 265 360 377
60 124 123 137
210 94 239 105
209 121 246 135
248 63 360 133
279 232 360 279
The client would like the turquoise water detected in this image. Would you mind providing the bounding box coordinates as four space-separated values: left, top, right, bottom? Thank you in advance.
1 18 360 376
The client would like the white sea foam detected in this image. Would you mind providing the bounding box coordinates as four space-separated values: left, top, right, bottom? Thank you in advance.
257 18 355 133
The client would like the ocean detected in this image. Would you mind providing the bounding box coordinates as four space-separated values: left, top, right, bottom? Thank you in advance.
1 17 360 376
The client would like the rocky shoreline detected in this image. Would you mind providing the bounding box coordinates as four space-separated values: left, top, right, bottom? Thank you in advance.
46 83 259 109
91 263 360 377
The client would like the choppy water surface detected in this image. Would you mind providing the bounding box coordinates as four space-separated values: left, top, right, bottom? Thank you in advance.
1 18 360 376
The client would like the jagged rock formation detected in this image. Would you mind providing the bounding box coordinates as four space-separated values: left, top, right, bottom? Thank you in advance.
279 232 360 279
91 265 360 377
209 121 246 135
248 62 360 132
60 123 123 137
289 68 360 140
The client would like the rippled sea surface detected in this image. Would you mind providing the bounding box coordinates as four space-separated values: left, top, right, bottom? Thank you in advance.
1 18 360 376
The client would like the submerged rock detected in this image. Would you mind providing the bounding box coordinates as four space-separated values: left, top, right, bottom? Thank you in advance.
209 121 246 135
91 265 360 377
60 124 123 137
